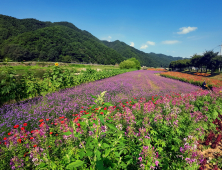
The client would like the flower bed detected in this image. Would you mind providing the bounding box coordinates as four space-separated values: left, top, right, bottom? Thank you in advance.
160 71 222 88
147 68 166 71
0 88 222 169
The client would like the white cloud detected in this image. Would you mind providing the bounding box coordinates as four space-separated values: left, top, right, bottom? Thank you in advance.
130 42 134 47
108 36 112 39
140 45 148 49
177 27 197 34
162 40 180 44
146 41 155 45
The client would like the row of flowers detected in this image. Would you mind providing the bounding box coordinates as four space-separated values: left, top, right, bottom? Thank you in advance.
193 72 211 77
160 71 222 88
147 68 167 71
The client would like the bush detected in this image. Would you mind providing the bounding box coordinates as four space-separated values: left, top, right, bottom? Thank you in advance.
128 58 141 70
119 60 136 69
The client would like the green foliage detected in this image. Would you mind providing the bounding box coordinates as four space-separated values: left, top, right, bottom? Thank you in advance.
169 51 222 73
128 58 141 70
119 58 141 70
119 60 136 69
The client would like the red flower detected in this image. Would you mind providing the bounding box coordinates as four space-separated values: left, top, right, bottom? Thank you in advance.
54 123 58 126
3 137 7 140
134 98 136 99
14 125 19 129
77 123 81 127
39 119 44 122
56 134 58 136
46 119 49 121
30 137 34 140
81 107 84 109
33 145 37 147
100 112 104 115
23 123 27 126
49 146 51 147
17 139 22 143
126 102 128 103
104 107 107 110
122 105 125 107
8 132 11 136
39 122 45 127
59 116 64 119
49 132 53 135
60 121 65 124
74 118 78 123
21 127 25 131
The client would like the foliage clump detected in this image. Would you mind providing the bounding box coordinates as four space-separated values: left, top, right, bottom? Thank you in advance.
119 58 141 70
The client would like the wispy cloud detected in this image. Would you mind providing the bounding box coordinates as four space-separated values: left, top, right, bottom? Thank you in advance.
140 45 148 49
146 41 155 45
101 35 112 42
162 40 180 44
177 27 197 34
130 42 134 47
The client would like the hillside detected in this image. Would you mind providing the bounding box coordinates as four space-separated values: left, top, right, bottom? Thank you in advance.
0 14 183 67
101 40 184 67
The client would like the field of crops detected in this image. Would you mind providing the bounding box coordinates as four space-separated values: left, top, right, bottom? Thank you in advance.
0 65 222 170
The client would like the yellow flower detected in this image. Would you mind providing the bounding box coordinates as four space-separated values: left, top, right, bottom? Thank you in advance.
55 63 59 66
220 90 222 93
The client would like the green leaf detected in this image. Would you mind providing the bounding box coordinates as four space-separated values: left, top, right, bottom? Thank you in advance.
90 94 97 99
85 150 93 157
62 131 72 136
103 102 113 106
66 160 84 169
79 151 85 159
114 152 120 157
99 115 104 125
95 150 101 160
103 143 109 148
38 163 46 168
106 123 117 131
95 160 104 170
80 114 92 119
212 110 218 120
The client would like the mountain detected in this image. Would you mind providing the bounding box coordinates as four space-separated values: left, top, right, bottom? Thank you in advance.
0 14 183 67
101 40 184 67
0 14 125 64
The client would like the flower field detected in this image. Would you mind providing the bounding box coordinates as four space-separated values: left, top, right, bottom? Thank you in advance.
160 71 222 88
147 68 166 71
0 70 222 169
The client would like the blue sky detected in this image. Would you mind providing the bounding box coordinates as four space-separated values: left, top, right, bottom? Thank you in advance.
1 0 222 58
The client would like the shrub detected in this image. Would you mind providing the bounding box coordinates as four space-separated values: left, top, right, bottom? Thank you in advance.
119 60 136 69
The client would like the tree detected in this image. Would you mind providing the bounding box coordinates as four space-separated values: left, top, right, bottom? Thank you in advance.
202 50 218 73
190 54 203 72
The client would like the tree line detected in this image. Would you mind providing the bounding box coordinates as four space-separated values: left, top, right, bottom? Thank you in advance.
169 50 222 73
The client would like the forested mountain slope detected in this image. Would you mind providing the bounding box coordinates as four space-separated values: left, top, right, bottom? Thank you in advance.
101 40 184 67
0 14 183 66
